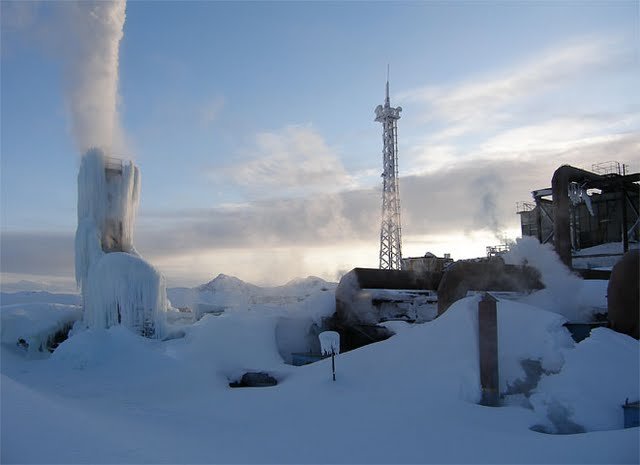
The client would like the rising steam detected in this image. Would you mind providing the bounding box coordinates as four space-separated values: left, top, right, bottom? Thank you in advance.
471 173 505 240
62 1 127 154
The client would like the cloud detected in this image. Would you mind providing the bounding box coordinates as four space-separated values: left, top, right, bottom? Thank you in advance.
0 232 75 278
216 125 355 197
143 132 637 258
399 37 634 140
479 113 639 158
4 127 636 288
405 112 640 177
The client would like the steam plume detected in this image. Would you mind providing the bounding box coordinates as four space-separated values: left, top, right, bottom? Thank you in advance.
63 1 127 154
471 173 505 240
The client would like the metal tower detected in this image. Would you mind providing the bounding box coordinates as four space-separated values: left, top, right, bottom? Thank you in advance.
375 74 403 270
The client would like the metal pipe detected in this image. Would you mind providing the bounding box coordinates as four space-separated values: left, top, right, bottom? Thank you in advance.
621 185 629 253
551 165 603 268
479 293 499 407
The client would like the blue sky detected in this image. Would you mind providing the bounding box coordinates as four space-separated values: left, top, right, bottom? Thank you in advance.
1 1 638 290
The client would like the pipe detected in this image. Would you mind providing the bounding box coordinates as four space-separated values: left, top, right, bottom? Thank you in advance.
551 165 604 268
479 293 499 407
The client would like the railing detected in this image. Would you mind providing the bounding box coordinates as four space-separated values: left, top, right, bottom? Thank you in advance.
104 156 125 175
591 161 622 176
516 201 535 213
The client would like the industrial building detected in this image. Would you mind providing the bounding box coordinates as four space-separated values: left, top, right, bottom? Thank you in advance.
401 252 453 274
517 161 639 266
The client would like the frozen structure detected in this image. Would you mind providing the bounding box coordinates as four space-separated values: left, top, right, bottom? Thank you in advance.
75 148 167 337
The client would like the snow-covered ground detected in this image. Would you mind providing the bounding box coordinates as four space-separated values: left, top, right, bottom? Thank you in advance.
572 242 639 269
2 273 638 463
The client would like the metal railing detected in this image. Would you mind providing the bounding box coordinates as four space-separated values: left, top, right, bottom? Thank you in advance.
516 201 535 213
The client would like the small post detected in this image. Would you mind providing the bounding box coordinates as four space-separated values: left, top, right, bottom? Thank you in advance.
319 331 340 382
479 293 499 406
331 351 336 381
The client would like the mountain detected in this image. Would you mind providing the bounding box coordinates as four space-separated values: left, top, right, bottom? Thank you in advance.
1 291 82 306
167 274 336 311
196 274 262 295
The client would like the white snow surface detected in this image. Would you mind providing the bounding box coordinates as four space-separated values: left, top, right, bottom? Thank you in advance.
530 328 639 434
1 280 638 463
572 242 639 269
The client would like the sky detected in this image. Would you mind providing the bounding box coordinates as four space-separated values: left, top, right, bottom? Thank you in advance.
1 1 639 291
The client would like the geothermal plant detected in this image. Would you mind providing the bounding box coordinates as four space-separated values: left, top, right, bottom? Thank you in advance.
75 148 167 338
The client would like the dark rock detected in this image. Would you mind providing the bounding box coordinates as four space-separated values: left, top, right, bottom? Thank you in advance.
229 372 278 388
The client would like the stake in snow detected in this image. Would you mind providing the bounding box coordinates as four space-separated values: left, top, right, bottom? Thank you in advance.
319 331 340 381
75 148 167 337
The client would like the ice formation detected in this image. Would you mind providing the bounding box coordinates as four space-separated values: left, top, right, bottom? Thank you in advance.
84 253 167 338
319 331 340 355
75 148 166 337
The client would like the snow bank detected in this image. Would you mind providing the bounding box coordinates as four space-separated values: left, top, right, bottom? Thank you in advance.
180 312 288 383
531 328 640 433
497 299 574 392
51 326 169 374
2 285 639 463
1 303 82 354
431 296 574 398
573 242 639 269
505 236 597 322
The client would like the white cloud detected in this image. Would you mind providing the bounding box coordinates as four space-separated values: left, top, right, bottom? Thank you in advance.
478 113 640 158
400 37 633 139
399 35 639 179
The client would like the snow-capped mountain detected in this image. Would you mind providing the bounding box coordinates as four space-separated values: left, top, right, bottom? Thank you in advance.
167 274 336 312
195 273 263 295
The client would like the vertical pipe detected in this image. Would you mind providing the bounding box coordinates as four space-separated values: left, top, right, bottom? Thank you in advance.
479 293 499 407
552 166 573 268
621 186 629 253
536 201 543 243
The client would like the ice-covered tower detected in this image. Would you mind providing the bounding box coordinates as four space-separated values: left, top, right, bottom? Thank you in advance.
75 148 167 338
375 74 403 270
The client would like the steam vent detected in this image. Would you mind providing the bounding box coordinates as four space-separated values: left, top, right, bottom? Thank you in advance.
75 148 167 337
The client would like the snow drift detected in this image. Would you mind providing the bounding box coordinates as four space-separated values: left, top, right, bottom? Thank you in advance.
1 303 82 354
1 277 638 463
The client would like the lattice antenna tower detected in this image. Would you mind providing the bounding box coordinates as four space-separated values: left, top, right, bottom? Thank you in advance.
375 67 403 270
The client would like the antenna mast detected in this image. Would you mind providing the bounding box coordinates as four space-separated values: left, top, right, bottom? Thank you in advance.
374 69 403 270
